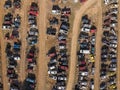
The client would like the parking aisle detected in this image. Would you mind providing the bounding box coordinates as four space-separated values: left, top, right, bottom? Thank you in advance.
19 0 28 82
94 0 103 89
37 0 48 90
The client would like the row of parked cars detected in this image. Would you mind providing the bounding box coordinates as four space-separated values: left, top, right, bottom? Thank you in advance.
4 0 21 9
4 15 22 90
27 2 39 46
4 14 21 40
99 0 118 90
75 15 97 90
24 2 39 90
47 4 71 90
6 41 21 89
3 2 22 89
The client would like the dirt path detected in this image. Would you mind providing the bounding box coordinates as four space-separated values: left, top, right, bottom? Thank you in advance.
0 1 9 90
19 0 29 82
37 0 47 90
66 0 97 90
94 0 103 89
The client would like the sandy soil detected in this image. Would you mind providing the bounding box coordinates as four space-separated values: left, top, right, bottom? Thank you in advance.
94 0 103 89
37 0 48 90
19 0 29 82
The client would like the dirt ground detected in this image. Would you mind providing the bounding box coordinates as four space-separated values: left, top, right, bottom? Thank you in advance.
94 0 103 89
37 0 48 90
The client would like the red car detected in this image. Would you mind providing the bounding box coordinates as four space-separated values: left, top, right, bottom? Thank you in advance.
48 53 56 57
29 11 38 16
79 66 86 71
59 65 68 71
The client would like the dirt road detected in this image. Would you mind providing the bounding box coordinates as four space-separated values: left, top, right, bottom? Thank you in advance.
19 0 29 82
37 0 47 90
66 0 97 90
0 1 9 90
94 0 103 89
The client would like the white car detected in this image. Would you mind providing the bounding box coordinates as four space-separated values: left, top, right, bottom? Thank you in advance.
80 71 88 76
48 70 57 75
80 85 87 90
49 66 56 70
57 86 65 90
57 76 67 81
80 81 88 86
104 0 109 5
100 75 107 80
14 56 20 60
110 48 117 53
109 43 117 48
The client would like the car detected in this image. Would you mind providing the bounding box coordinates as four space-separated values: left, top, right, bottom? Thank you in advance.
47 26 56 35
90 78 94 90
4 0 12 9
100 82 107 90
91 64 95 75
26 73 36 84
57 76 67 81
80 79 88 86
109 43 117 48
59 60 68 66
91 34 96 44
109 62 117 71
50 58 57 63
100 70 107 80
10 82 20 90
57 86 66 90
13 0 21 9
49 17 59 25
108 84 117 89
104 0 109 4
89 54 95 62
108 71 116 77
48 69 57 75
108 78 116 85
49 66 57 70
59 65 68 71
80 70 88 76
79 85 87 89
110 48 117 53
